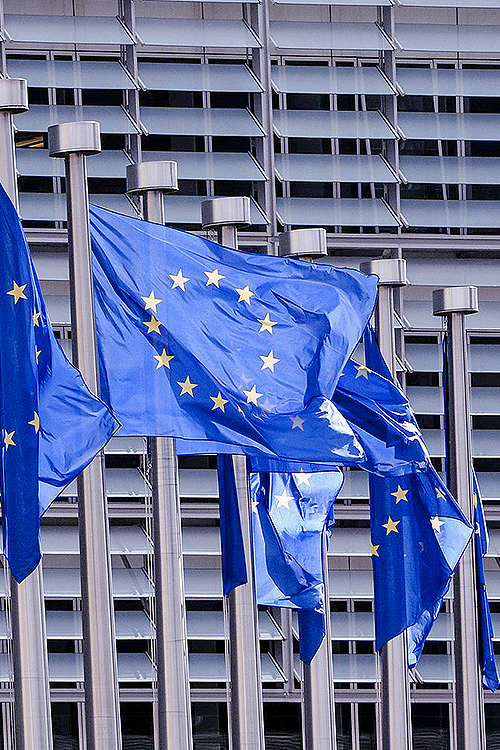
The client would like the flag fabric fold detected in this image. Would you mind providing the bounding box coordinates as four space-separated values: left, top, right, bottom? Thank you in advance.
250 469 342 663
361 327 472 665
0 183 119 582
473 471 499 691
89 204 378 465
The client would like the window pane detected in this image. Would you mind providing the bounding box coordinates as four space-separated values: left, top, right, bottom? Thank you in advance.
412 703 450 750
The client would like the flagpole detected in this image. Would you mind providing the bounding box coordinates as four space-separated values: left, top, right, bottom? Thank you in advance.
0 77 54 750
126 161 193 750
278 228 336 750
201 197 266 750
359 258 412 750
48 122 122 750
433 286 485 750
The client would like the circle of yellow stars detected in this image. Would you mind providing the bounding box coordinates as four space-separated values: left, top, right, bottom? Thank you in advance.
139 265 291 419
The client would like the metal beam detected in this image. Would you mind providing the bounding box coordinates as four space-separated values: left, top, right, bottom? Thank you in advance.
48 121 122 750
0 77 54 750
278 227 336 750
202 197 266 750
433 285 485 750
360 258 412 750
126 160 193 750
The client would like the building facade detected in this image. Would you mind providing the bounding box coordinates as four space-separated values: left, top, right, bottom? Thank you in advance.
1 0 500 747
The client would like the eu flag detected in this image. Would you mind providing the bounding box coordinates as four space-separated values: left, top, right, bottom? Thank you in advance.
250 469 342 663
361 328 472 665
0 183 118 582
89 205 377 464
473 471 498 690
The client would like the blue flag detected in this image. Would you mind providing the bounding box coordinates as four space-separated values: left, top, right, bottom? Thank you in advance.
89 204 377 464
362 328 472 665
473 471 499 691
252 469 341 663
217 454 248 596
0 183 119 582
217 455 341 662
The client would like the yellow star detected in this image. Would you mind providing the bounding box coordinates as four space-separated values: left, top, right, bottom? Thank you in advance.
177 376 198 397
28 412 40 433
371 543 380 557
390 485 409 504
436 487 446 500
7 281 27 304
154 349 174 369
475 522 481 535
35 347 41 363
237 405 245 416
295 468 312 487
473 492 478 508
382 516 400 535
355 364 370 379
275 488 294 510
251 500 259 513
33 310 41 327
3 430 15 451
236 285 254 304
170 269 190 291
260 350 280 373
210 392 229 412
257 313 277 335
143 316 161 334
205 269 225 288
430 517 445 533
142 291 163 313
291 415 304 431
243 385 263 406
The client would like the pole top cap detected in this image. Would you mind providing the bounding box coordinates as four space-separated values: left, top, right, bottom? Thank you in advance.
126 161 178 195
48 121 101 157
0 78 28 113
433 286 479 316
201 197 251 229
278 228 327 259
359 258 407 286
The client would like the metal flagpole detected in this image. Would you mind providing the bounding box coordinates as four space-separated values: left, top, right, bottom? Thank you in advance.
0 77 54 750
201 197 266 750
48 122 122 750
433 286 485 750
126 161 193 750
359 258 412 750
278 228 336 750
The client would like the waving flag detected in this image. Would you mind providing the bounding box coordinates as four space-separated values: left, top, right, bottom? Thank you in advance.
0 183 118 581
89 204 377 465
361 327 472 665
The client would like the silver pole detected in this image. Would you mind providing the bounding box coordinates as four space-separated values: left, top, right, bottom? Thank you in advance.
126 162 193 750
279 228 336 750
201 197 266 750
360 258 412 750
48 122 122 750
0 77 54 750
433 286 485 750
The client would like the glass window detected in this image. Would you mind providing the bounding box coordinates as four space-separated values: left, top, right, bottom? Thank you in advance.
336 703 352 750
211 92 250 109
52 704 78 750
289 182 333 198
358 703 377 750
120 703 154 750
288 138 332 154
400 140 439 156
286 93 330 110
264 703 301 750
192 703 228 750
82 89 123 106
412 704 450 750
398 95 434 112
